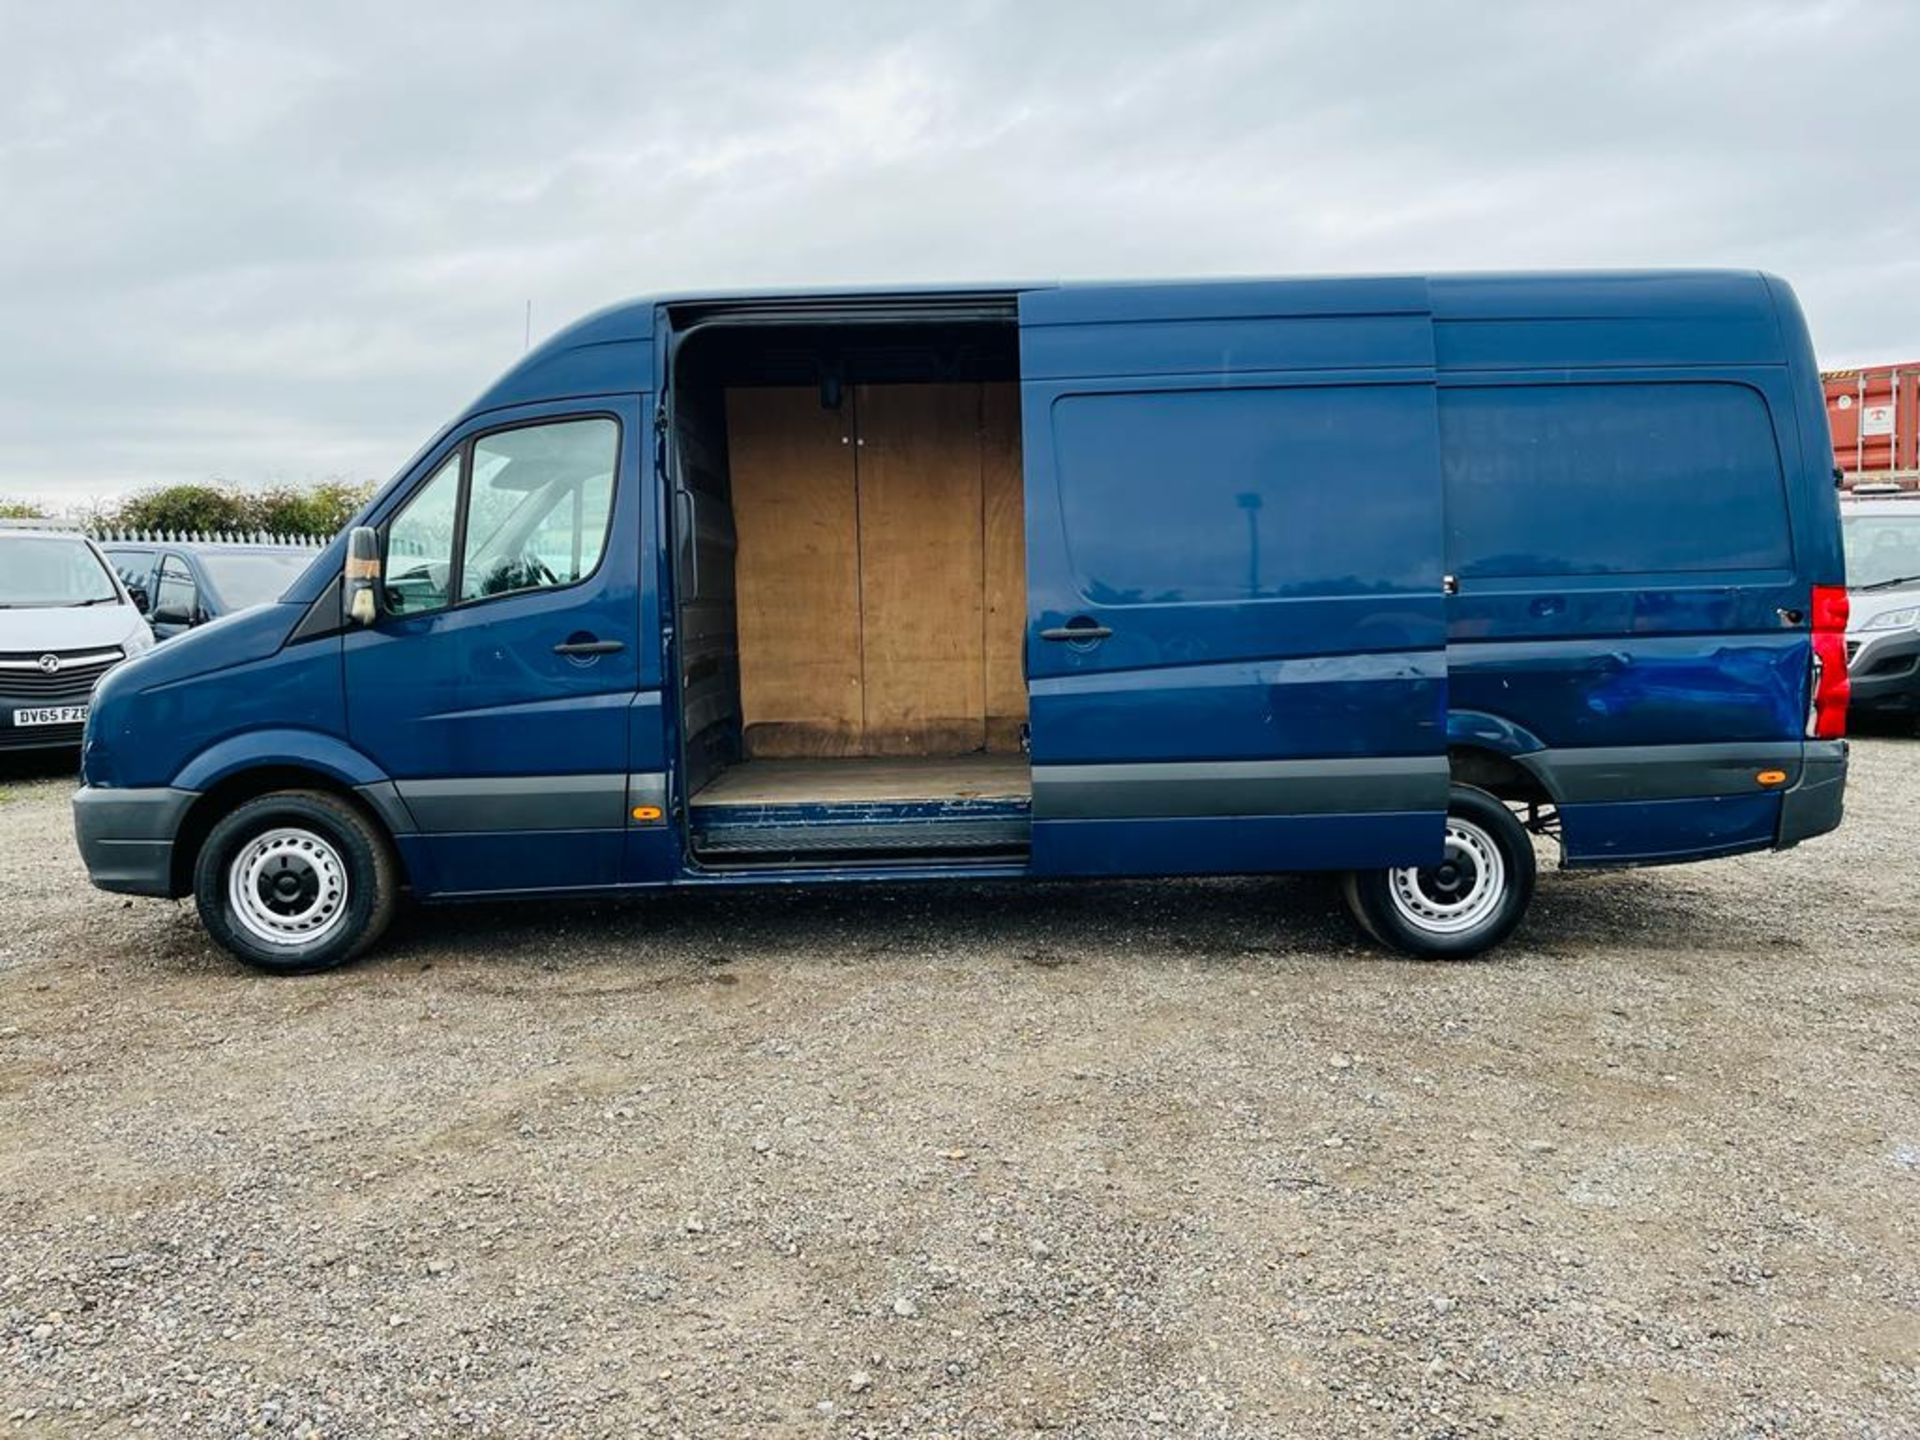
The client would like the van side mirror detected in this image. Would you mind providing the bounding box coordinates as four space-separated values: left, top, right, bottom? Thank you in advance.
344 526 382 627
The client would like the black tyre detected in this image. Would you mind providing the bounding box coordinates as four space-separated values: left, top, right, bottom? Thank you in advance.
193 789 398 975
1341 784 1536 959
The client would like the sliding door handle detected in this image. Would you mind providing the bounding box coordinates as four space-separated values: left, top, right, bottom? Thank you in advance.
554 638 625 656
1041 621 1113 642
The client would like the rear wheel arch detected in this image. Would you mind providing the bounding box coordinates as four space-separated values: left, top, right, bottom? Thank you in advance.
1447 743 1555 805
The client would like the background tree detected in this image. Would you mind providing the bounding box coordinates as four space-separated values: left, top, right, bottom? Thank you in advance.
110 484 253 534
101 478 374 537
0 498 49 520
246 479 374 535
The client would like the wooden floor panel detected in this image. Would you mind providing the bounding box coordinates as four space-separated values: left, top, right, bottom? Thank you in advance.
693 755 1031 808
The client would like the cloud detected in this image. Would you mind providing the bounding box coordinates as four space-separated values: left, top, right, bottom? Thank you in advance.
1 0 1913 505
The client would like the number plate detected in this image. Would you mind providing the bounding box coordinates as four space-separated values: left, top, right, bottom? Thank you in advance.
12 705 88 727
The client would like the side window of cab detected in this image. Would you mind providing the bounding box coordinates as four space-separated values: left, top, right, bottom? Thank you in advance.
384 455 460 615
154 555 200 625
382 417 619 617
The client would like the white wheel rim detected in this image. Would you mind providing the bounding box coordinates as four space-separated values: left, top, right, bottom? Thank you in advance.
227 827 349 949
1386 816 1506 937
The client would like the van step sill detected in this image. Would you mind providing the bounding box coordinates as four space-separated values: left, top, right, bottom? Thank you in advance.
690 787 1031 859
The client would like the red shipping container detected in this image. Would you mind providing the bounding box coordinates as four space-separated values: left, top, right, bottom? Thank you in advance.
1824 362 1920 481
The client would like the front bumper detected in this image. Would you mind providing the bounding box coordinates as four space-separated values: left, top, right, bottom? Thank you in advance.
0 722 87 753
71 785 196 897
1847 628 1920 713
1776 739 1847 850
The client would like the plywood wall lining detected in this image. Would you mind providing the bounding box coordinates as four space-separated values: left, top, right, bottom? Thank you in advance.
856 382 987 756
727 381 1026 759
727 387 864 758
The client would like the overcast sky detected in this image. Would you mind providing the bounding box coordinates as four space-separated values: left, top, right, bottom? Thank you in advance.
4 0 1917 509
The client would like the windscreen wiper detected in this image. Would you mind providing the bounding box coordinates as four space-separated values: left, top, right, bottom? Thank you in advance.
1857 573 1920 592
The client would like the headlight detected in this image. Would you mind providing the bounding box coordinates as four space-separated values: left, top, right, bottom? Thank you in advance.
1858 605 1920 632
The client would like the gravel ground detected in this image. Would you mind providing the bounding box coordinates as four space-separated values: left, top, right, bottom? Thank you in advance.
1 738 1917 1439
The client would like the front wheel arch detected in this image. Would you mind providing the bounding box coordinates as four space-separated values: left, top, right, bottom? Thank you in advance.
171 767 408 899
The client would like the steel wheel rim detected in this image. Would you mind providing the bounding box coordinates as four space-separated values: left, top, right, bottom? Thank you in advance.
1387 816 1506 936
227 827 349 948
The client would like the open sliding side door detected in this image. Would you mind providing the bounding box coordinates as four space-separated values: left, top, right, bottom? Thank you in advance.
1016 278 1450 876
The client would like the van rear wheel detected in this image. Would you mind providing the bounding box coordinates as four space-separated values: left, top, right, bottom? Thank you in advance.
193 789 397 975
1342 785 1535 959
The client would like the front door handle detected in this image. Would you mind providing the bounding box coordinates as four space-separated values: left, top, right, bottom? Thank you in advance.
554 638 625 656
1040 621 1113 642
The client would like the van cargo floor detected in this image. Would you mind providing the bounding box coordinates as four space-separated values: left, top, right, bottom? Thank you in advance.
690 756 1031 858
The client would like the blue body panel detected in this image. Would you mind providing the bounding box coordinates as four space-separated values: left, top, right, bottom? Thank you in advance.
1031 813 1438 877
1556 793 1783 866
84 604 345 791
1424 271 1834 865
77 270 1845 902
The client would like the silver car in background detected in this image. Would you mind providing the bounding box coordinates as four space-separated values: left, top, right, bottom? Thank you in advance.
0 524 155 754
1840 489 1920 728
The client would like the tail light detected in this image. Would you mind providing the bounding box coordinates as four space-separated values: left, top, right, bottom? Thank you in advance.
1808 584 1849 739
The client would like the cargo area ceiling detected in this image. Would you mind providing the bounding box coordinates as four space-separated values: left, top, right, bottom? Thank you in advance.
672 321 1019 391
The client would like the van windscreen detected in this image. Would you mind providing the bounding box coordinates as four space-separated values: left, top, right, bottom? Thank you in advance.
196 551 315 610
1842 513 1920 589
0 536 121 608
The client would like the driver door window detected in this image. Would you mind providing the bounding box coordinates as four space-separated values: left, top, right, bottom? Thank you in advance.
382 417 618 617
459 419 618 602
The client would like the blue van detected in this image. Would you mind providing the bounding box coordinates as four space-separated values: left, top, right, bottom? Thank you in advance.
71 271 1850 973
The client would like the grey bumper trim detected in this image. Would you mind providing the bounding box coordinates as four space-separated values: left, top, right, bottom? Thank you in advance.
72 785 197 897
628 772 667 814
1776 739 1847 849
353 780 418 837
393 772 665 833
1031 756 1448 821
1520 741 1807 805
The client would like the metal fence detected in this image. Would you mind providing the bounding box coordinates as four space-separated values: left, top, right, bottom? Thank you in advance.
88 527 331 548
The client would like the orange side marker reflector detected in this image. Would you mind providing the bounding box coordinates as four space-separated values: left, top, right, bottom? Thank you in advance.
1756 770 1787 787
630 805 664 822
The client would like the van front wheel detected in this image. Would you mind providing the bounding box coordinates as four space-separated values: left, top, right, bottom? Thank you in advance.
1342 785 1535 959
193 790 398 974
